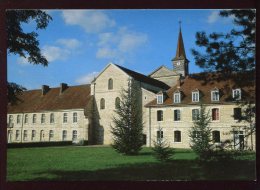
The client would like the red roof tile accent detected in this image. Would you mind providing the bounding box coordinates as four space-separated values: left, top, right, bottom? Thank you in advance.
8 84 91 113
146 72 255 107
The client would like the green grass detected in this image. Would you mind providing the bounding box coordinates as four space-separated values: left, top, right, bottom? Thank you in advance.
7 146 256 181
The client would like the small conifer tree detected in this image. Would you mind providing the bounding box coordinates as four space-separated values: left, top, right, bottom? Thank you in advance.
111 79 143 155
152 126 173 162
189 104 212 161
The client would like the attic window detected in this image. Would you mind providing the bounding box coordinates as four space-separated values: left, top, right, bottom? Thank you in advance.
192 90 200 102
174 92 181 103
232 88 241 100
157 94 163 104
211 89 219 101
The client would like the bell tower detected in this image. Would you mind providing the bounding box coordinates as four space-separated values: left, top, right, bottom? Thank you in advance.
172 21 189 77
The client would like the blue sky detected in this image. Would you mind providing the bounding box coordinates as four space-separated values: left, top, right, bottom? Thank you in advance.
7 9 235 90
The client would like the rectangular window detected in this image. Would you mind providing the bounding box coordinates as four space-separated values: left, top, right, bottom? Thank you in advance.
174 131 181 142
192 91 199 102
157 110 163 121
72 130 77 142
24 114 28 124
17 115 21 124
232 89 241 100
41 114 45 124
212 108 219 121
157 130 163 142
23 130 28 141
157 95 163 104
211 90 219 101
73 112 77 123
63 113 68 123
212 131 220 143
174 93 181 103
174 110 181 121
49 130 54 141
33 114 37 124
15 130 20 141
234 108 242 120
31 130 36 141
62 130 67 141
192 109 200 121
50 113 55 123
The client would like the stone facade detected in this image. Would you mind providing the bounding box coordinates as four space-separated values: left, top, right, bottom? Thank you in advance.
7 109 89 143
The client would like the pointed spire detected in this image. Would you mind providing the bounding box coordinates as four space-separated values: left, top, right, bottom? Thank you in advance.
172 22 187 61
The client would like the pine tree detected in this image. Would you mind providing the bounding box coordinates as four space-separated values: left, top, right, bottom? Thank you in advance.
111 79 143 155
189 104 212 161
152 126 173 162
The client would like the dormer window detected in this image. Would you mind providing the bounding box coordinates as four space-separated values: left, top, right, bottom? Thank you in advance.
157 94 163 104
232 88 241 100
192 90 200 102
174 92 181 103
211 88 219 101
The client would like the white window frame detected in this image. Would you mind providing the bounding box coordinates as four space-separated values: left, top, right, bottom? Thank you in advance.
157 94 163 104
174 92 181 103
41 114 46 124
32 114 37 124
192 91 200 102
211 89 219 101
192 108 200 121
24 114 28 124
73 112 77 123
50 113 55 124
232 88 241 100
17 115 21 124
63 113 68 123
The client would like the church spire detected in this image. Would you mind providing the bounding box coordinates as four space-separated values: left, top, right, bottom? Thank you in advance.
172 22 187 61
172 21 189 77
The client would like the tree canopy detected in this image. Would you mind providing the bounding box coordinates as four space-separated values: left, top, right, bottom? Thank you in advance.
191 10 255 74
7 10 52 66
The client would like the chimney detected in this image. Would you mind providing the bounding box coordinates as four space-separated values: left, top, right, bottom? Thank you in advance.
42 85 50 95
60 83 68 94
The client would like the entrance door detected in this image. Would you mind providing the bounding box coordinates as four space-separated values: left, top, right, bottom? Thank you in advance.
234 131 244 150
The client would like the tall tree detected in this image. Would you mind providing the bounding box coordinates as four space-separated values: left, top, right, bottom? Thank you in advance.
6 10 52 103
189 104 212 161
111 79 143 155
191 10 255 75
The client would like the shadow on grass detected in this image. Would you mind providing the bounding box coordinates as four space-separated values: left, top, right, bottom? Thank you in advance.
31 159 255 181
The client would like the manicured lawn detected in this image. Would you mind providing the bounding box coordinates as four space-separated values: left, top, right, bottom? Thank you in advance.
7 146 256 181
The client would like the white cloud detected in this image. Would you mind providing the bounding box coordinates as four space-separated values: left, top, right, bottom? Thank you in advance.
56 38 81 49
207 11 220 23
62 10 116 33
75 71 99 84
96 27 148 63
42 45 70 62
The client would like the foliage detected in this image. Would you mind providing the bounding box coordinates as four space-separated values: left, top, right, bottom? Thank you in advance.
152 127 173 162
191 9 255 74
7 82 26 104
6 10 52 104
111 79 143 155
7 10 52 66
189 104 213 161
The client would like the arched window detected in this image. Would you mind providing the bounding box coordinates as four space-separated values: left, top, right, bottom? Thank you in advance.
212 130 220 143
115 97 120 109
174 131 181 142
108 78 113 90
100 98 105 109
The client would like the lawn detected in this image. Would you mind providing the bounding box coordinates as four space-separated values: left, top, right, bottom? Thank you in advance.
7 146 256 181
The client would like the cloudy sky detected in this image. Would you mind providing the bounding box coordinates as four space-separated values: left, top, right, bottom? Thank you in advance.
7 9 235 89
